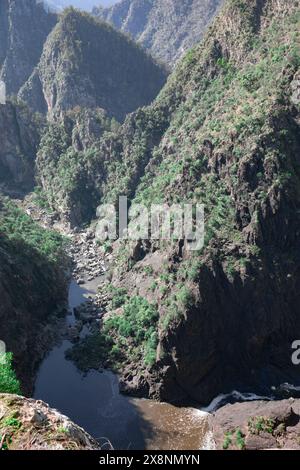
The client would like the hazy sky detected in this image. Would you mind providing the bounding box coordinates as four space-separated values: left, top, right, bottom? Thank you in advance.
47 0 119 11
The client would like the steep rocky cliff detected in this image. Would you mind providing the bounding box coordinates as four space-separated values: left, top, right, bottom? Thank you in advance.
0 394 101 450
19 8 167 120
0 0 57 95
0 197 68 394
93 0 224 67
0 100 43 195
63 0 300 404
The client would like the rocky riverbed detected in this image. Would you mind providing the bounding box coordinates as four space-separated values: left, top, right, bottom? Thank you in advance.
17 195 111 331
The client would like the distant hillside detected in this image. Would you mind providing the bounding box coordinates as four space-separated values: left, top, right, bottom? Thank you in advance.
93 0 224 67
47 0 116 11
0 0 57 95
19 8 167 120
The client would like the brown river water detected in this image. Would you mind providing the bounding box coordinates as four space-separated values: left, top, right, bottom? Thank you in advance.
34 279 211 450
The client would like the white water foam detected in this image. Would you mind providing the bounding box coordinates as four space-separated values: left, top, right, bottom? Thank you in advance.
198 390 273 450
276 383 300 393
201 431 216 450
197 384 300 449
201 390 273 414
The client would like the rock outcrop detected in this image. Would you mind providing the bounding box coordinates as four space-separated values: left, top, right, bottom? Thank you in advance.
19 8 167 121
211 399 300 450
93 0 224 67
0 394 101 450
0 0 57 95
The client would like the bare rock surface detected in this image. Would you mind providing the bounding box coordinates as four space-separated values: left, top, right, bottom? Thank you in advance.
0 394 102 450
211 399 300 450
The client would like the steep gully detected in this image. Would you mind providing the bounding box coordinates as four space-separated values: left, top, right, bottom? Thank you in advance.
21 199 300 450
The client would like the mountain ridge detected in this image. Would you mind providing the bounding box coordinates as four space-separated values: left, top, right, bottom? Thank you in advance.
94 0 224 66
19 8 167 121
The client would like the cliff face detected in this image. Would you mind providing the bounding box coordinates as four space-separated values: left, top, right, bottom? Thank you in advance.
0 0 57 95
93 0 224 67
0 198 68 394
0 101 43 195
63 0 300 404
0 394 101 450
19 8 167 121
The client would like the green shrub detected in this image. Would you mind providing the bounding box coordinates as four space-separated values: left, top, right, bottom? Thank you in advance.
3 417 22 429
104 296 159 367
143 266 154 276
248 416 275 435
109 287 128 309
0 353 21 395
144 331 159 367
176 286 194 308
106 296 158 340
0 198 67 264
223 432 233 450
236 429 246 450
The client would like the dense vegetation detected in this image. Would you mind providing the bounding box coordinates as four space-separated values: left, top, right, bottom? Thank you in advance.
36 107 121 226
0 197 67 264
66 294 159 370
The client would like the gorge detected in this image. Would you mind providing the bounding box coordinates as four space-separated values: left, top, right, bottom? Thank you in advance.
0 0 300 452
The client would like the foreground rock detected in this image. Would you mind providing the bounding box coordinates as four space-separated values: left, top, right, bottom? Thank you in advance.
211 399 300 450
0 394 101 450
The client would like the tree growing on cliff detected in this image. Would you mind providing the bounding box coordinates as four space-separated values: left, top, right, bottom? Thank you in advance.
0 353 21 395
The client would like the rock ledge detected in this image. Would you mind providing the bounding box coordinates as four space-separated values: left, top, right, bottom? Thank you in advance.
0 394 101 450
211 399 300 450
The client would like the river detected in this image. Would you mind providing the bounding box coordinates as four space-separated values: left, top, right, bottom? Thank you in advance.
34 279 210 450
